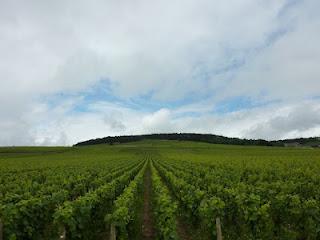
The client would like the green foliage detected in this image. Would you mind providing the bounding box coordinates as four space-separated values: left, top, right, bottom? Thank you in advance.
0 145 144 239
153 141 320 240
106 161 147 240
151 161 178 240
1 141 320 240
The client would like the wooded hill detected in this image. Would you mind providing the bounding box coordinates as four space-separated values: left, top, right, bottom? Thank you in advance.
74 133 320 147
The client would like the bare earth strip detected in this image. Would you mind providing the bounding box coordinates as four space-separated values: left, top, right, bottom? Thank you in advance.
142 167 156 240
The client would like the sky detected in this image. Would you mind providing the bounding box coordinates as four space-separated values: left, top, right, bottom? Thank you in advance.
1 0 320 146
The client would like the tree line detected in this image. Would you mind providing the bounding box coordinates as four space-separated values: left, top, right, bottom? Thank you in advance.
73 133 317 147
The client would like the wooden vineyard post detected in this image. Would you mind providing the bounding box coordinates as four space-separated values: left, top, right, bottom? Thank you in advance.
59 226 66 240
110 224 116 240
0 218 3 240
216 217 223 240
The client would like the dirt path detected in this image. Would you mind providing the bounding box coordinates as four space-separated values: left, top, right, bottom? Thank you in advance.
141 166 156 240
177 218 192 240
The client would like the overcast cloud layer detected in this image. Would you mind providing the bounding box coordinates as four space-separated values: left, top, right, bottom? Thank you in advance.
1 0 320 145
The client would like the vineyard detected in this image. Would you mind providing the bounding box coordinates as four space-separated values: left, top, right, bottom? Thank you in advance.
0 141 320 240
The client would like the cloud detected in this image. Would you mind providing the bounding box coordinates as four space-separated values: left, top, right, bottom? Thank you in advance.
9 98 317 146
0 0 319 145
142 109 173 133
0 0 294 99
222 0 320 100
245 101 320 139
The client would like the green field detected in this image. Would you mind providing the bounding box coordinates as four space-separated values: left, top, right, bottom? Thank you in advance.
1 140 320 240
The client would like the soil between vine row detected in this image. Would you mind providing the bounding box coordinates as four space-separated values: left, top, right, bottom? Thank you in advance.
142 166 156 240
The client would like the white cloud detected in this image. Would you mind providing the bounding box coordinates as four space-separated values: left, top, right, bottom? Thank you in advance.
244 101 320 139
0 0 294 99
0 0 319 145
10 99 318 146
142 109 173 133
222 0 320 100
